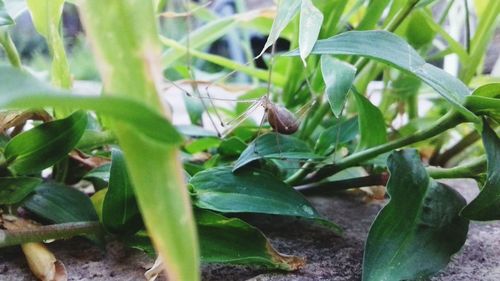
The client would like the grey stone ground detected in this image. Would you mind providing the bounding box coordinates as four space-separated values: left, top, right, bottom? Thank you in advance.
1 179 499 281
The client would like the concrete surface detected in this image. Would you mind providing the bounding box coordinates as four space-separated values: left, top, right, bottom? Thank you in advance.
1 180 499 281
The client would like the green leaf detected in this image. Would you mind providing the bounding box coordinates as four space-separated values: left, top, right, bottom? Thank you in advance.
298 0 323 64
83 163 111 190
352 90 387 151
259 0 301 56
315 116 359 155
363 149 469 281
356 0 391 30
4 110 87 175
27 0 70 89
320 56 356 117
185 137 221 154
125 210 306 270
461 121 500 220
190 167 333 223
79 0 199 279
102 149 142 234
23 182 99 223
0 0 14 26
0 177 42 205
0 66 182 145
196 209 304 270
464 83 500 123
233 133 323 171
218 136 247 157
287 31 478 122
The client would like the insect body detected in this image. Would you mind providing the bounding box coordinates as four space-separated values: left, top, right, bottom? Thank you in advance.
263 97 299 135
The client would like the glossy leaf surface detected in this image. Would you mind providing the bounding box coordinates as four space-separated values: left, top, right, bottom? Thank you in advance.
234 133 322 171
260 0 300 56
191 166 322 219
321 55 356 117
23 183 99 223
353 91 387 151
4 110 87 175
287 31 478 121
315 117 359 155
197 209 304 270
0 177 42 205
299 0 323 64
461 121 500 220
102 149 142 234
363 150 469 281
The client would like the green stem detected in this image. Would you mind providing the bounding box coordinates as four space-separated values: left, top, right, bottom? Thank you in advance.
427 155 487 179
0 221 101 248
306 110 464 183
434 130 481 166
0 31 22 69
297 156 486 194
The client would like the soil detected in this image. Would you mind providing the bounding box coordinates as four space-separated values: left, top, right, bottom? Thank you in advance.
1 179 499 281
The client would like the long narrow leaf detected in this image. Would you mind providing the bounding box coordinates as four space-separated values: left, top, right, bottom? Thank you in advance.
287 31 479 122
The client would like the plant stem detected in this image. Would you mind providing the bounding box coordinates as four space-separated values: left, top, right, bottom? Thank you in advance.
296 173 389 195
0 221 101 248
296 156 486 194
305 111 464 183
0 31 22 69
427 155 487 179
434 130 480 166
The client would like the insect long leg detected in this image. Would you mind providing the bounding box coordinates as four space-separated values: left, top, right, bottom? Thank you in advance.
220 99 263 138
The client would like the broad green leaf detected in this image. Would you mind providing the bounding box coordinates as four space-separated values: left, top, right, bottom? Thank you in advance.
352 90 387 151
315 116 359 155
465 83 500 123
233 133 323 171
218 136 247 157
125 210 305 270
83 163 111 190
259 0 301 56
0 0 14 26
191 167 333 224
0 66 182 145
299 0 323 65
4 110 87 175
0 177 42 205
185 137 221 154
461 121 500 220
287 31 478 122
196 209 304 270
23 182 99 223
27 0 70 89
79 1 199 280
321 55 356 117
363 150 469 281
102 149 142 234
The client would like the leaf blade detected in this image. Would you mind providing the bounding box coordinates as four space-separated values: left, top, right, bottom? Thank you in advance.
320 56 356 117
4 110 87 175
287 31 478 122
363 150 469 281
